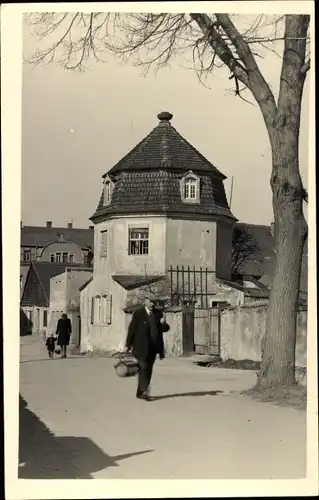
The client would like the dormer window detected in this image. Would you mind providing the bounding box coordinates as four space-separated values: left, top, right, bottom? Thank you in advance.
103 180 111 205
181 171 200 203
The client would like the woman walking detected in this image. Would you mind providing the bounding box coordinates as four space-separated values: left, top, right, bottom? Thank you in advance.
56 313 72 358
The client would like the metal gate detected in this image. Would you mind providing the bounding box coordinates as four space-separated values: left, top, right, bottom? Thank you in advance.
194 306 221 356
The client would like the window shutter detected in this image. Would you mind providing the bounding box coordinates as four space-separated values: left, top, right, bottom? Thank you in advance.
91 297 94 324
106 293 112 324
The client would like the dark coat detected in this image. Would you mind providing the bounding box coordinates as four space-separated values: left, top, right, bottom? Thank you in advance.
56 317 72 346
125 306 170 361
46 336 56 351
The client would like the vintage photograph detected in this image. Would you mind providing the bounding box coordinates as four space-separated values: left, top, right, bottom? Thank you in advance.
2 2 316 493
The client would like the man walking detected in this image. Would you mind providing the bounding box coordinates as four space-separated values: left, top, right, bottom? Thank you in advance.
125 294 170 401
56 313 72 358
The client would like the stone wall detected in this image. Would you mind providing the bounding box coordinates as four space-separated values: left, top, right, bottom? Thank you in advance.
164 308 183 356
220 302 307 368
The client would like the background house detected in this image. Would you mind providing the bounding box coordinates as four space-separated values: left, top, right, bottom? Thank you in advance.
20 221 94 297
21 261 92 335
48 268 93 347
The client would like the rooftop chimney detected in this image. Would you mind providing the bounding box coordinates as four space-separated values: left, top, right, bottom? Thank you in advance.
46 221 52 228
68 222 73 229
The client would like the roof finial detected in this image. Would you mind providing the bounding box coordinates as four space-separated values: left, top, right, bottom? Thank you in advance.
157 111 173 122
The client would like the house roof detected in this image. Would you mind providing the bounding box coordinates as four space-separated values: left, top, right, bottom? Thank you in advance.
21 262 92 307
79 276 93 292
21 226 94 249
112 274 166 291
91 112 235 223
233 223 308 294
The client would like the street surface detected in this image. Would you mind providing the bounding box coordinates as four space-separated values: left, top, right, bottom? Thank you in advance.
19 335 306 479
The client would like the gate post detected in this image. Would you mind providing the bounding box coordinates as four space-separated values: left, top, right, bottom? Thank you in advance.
182 300 195 355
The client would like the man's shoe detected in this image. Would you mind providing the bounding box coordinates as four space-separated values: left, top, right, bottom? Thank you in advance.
137 392 153 401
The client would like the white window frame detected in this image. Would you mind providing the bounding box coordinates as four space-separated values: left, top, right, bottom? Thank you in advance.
23 249 31 262
100 230 108 257
181 171 200 203
50 253 55 263
103 177 113 206
93 293 112 325
55 252 62 263
128 227 149 256
62 251 69 264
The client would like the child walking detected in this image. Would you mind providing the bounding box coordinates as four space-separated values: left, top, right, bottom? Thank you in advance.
46 333 56 359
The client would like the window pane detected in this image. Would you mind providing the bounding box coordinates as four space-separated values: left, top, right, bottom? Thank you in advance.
62 252 68 263
50 254 55 263
55 253 61 263
69 254 74 263
104 182 111 204
23 250 31 261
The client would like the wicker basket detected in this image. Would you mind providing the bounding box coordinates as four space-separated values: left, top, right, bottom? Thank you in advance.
114 355 139 378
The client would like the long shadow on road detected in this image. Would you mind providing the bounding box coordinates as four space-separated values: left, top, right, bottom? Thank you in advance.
19 395 153 479
151 390 223 401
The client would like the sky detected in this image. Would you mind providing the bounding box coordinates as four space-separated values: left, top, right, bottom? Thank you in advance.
21 14 310 229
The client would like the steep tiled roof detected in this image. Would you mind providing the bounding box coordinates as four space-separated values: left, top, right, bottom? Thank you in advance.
21 262 92 307
107 112 226 177
21 226 94 249
91 112 235 222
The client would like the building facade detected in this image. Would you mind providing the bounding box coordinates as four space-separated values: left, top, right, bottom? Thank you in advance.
80 111 237 353
48 268 93 345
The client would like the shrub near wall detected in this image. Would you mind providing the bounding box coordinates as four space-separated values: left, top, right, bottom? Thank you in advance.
220 302 307 368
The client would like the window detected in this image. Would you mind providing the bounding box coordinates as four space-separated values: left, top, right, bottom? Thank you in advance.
55 252 61 263
23 249 31 262
69 254 74 263
101 294 112 324
128 227 149 255
184 177 197 199
43 310 48 327
91 297 94 325
100 230 108 257
95 296 102 323
181 171 200 203
50 254 55 262
62 252 68 263
103 181 111 205
93 294 112 325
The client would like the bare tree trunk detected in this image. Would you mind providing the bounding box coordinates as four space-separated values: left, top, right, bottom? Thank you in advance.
257 147 307 388
256 15 309 389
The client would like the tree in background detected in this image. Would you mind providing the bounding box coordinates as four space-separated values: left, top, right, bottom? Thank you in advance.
231 226 260 276
26 12 310 390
